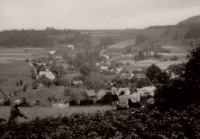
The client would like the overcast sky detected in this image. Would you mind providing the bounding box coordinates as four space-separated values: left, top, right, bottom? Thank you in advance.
0 0 200 30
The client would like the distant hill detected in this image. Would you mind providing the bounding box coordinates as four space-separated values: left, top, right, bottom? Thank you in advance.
178 15 200 25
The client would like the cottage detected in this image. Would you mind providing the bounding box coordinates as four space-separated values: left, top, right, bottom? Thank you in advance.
97 89 111 99
85 90 96 99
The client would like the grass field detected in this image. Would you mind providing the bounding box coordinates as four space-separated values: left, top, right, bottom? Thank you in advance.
0 106 111 122
107 38 136 49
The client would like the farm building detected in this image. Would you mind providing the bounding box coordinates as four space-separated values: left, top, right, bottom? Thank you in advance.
97 89 111 99
85 90 96 99
39 70 55 81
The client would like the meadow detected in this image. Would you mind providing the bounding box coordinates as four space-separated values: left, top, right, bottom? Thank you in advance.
0 105 111 122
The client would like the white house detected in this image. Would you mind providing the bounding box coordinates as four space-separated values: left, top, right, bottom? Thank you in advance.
100 54 109 59
100 66 109 71
50 51 56 55
68 45 74 49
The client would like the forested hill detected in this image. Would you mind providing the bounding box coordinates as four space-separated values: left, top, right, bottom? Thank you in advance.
178 14 200 26
0 28 80 47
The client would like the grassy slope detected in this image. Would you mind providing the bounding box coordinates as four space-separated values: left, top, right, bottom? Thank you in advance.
0 106 111 122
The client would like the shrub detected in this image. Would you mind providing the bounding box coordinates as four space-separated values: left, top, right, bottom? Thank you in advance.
69 99 79 106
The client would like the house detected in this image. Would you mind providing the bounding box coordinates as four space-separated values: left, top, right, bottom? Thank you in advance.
39 69 55 81
135 74 146 79
50 51 56 55
100 66 109 71
100 54 109 59
72 80 83 86
148 51 155 56
68 45 74 49
96 63 100 67
97 90 111 99
85 90 96 99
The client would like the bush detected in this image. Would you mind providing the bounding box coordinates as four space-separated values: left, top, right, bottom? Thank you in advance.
97 92 112 105
69 99 79 106
80 99 94 106
1 104 200 138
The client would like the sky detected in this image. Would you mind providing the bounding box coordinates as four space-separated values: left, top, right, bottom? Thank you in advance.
0 0 200 30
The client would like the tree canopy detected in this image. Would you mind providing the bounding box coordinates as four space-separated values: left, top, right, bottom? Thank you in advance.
146 64 162 81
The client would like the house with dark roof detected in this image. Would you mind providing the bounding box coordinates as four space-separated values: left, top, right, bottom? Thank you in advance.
85 90 97 99
97 89 111 99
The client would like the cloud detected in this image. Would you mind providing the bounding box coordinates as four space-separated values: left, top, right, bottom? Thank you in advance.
0 0 200 30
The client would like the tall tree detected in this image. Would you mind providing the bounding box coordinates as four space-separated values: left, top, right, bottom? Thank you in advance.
146 64 162 81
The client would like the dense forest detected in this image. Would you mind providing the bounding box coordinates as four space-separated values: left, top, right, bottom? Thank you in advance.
184 24 200 39
0 28 83 47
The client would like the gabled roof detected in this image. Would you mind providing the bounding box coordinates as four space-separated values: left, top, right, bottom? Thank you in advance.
97 89 111 97
85 90 96 97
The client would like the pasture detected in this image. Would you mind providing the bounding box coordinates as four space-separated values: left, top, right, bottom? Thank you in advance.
0 105 111 122
4 86 66 106
0 61 33 100
107 38 136 49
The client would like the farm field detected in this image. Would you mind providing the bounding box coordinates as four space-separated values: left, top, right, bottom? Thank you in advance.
4 86 66 106
156 59 187 70
0 105 111 122
0 61 33 100
107 38 136 49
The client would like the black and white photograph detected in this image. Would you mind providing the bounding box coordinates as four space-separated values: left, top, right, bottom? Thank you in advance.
0 0 200 138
